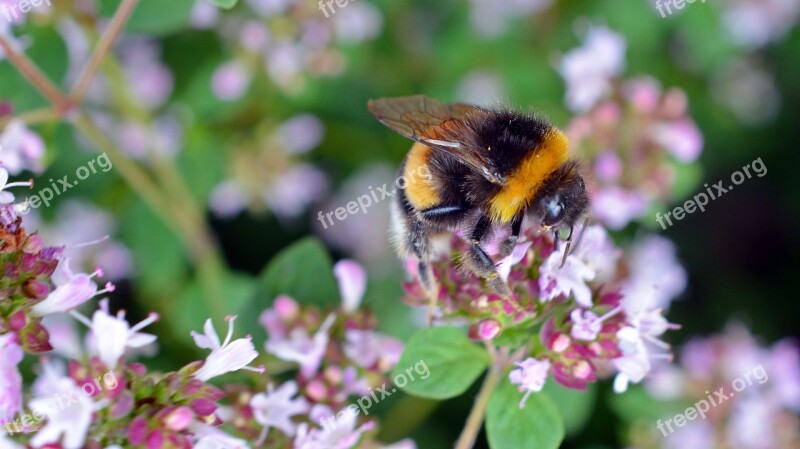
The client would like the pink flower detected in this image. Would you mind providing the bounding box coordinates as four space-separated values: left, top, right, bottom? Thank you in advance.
343 329 403 371
278 114 324 155
162 406 195 432
266 314 335 379
211 61 252 102
333 260 366 313
208 180 249 218
32 263 113 316
509 357 551 408
0 119 45 174
263 164 329 219
191 316 263 382
558 26 626 112
473 319 502 341
497 240 532 282
0 334 23 421
539 252 594 307
120 40 173 110
591 187 649 230
651 118 703 163
250 381 309 441
594 150 623 182
570 309 602 341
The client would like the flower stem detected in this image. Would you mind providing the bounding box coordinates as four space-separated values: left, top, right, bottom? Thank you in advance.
0 36 71 112
0 5 228 319
69 0 139 104
454 358 504 449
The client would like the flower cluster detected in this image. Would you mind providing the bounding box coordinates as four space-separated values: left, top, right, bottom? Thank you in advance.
0 203 113 357
559 26 703 230
629 324 800 449
1 160 412 448
225 260 409 449
404 224 685 405
191 0 382 96
208 114 329 221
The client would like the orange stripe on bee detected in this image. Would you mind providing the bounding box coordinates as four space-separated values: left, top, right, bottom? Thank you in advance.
489 128 569 223
404 142 441 210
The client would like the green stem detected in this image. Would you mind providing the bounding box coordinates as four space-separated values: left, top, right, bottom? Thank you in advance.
1 4 228 319
454 364 504 449
69 0 139 104
0 36 71 112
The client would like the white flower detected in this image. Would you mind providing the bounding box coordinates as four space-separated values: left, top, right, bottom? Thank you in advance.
539 224 619 307
621 235 687 311
32 262 113 317
191 316 263 382
294 406 374 449
0 167 32 204
266 314 336 379
190 422 250 449
71 299 158 369
0 431 24 449
28 362 96 449
509 357 551 408
612 327 654 393
497 240 532 282
250 381 309 442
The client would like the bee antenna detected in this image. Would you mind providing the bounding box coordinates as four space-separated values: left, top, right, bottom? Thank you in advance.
572 216 591 252
559 225 574 268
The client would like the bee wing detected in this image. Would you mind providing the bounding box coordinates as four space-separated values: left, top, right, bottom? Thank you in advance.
368 96 504 184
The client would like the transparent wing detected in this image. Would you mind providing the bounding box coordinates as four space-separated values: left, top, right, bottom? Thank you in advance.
368 95 503 184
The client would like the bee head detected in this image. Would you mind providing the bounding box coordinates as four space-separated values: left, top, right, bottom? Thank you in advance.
530 161 589 231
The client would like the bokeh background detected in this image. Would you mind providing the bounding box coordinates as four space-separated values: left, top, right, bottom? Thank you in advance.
1 0 798 447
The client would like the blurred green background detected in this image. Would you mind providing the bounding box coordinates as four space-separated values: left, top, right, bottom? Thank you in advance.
1 0 798 447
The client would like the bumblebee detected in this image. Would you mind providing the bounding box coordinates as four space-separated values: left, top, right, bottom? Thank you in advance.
368 95 589 298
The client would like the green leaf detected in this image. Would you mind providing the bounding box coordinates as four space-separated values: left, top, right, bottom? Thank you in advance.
208 0 238 8
542 381 597 437
391 327 488 399
252 238 339 308
487 381 564 449
120 200 185 295
100 0 196 36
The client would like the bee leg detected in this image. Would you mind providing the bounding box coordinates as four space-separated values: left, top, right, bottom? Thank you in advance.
497 214 524 259
463 215 512 298
414 203 469 324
